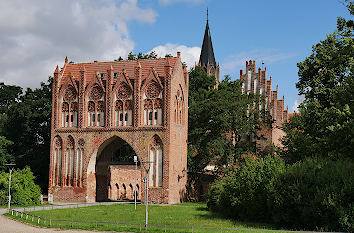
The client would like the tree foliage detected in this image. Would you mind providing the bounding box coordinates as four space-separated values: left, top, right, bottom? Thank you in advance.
0 136 13 170
271 157 354 232
0 83 22 114
126 51 158 60
0 78 52 191
0 167 41 206
188 67 269 172
282 2 354 162
207 154 286 222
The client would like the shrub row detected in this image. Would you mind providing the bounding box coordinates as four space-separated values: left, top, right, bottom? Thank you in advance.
206 156 354 232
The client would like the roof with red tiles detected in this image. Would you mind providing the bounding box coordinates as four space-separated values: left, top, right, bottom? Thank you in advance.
58 57 178 82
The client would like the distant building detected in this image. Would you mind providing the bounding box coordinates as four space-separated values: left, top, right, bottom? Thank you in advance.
197 12 288 149
239 60 288 148
48 53 188 204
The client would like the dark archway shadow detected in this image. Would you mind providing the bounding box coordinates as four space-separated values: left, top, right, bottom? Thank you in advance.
95 136 139 202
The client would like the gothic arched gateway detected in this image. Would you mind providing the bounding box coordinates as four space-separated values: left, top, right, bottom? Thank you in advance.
48 54 188 204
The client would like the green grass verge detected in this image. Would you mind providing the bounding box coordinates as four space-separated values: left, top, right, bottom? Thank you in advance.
0 203 52 209
5 203 288 233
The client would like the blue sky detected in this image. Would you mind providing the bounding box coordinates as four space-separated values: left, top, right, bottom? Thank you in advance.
129 0 351 112
0 0 351 111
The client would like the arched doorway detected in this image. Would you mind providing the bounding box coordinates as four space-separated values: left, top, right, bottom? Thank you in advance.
95 136 138 202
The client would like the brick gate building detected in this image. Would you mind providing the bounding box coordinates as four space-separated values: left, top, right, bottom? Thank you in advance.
48 53 188 204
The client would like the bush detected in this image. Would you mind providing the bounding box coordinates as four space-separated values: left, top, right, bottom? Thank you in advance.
270 157 354 232
207 154 286 221
0 167 41 206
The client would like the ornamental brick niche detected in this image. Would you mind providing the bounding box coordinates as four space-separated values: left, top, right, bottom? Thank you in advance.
49 54 189 204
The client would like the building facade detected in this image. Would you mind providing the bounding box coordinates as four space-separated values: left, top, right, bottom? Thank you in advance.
240 60 288 148
48 53 188 204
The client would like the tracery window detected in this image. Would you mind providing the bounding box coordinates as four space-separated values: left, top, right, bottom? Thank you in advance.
62 85 78 128
143 81 162 126
149 136 163 187
115 82 133 126
87 84 105 127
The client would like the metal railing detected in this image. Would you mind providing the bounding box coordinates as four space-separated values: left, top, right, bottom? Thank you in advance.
7 208 323 233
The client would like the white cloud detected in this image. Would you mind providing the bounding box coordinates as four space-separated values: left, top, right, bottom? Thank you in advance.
222 49 296 73
159 0 206 5
291 95 305 113
149 43 201 69
0 0 157 88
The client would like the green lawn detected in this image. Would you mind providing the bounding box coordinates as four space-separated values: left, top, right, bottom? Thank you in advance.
5 203 288 232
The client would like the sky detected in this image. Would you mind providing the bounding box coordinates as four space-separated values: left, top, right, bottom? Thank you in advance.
0 0 352 112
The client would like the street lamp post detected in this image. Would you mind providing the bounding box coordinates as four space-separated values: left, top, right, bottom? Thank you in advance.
5 163 16 210
141 161 153 230
134 155 138 210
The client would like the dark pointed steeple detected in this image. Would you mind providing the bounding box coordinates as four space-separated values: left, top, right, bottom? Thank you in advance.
199 8 216 68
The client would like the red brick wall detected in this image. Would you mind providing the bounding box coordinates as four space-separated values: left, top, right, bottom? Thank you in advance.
49 56 188 204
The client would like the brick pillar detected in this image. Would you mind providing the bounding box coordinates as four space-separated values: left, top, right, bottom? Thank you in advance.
106 66 113 128
134 61 142 126
78 66 85 128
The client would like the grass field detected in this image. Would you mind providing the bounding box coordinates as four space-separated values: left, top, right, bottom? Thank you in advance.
5 202 286 232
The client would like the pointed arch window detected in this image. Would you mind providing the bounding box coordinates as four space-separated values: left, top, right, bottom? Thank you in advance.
115 82 133 126
65 136 75 186
53 137 63 186
143 81 162 126
87 84 105 127
149 136 163 187
77 138 85 187
62 85 78 128
174 88 184 125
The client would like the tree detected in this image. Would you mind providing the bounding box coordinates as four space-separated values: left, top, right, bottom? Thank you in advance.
283 2 354 162
0 167 41 206
188 67 268 172
2 78 52 191
0 83 22 114
0 136 13 170
127 51 159 60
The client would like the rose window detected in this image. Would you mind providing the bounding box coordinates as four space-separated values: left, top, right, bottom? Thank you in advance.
117 83 132 99
90 85 104 100
146 82 161 99
64 86 77 101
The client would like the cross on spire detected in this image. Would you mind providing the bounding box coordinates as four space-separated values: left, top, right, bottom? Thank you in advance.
207 7 208 22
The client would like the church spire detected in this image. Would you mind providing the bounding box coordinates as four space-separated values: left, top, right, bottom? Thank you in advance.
199 8 216 68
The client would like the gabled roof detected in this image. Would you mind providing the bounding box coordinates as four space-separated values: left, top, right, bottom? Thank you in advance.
59 58 177 82
199 19 216 67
